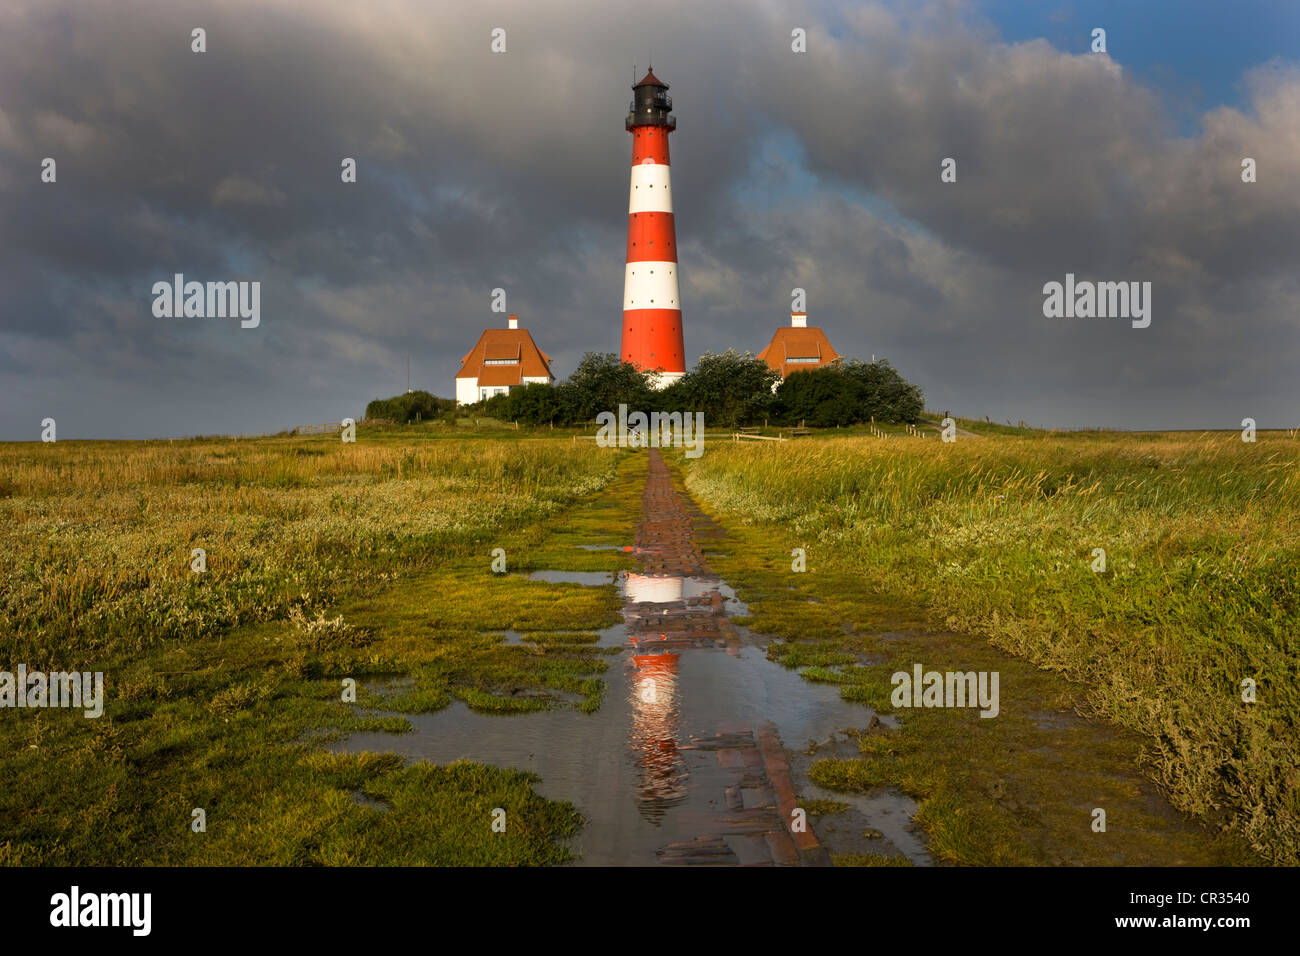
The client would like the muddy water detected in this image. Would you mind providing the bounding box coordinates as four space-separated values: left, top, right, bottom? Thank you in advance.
334 451 924 866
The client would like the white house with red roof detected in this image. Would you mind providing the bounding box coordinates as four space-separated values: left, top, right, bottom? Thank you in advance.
454 314 555 405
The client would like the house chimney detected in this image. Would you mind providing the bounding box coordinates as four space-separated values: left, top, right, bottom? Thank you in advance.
508 314 519 330
791 311 807 328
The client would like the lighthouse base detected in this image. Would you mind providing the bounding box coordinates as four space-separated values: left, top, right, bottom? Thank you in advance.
645 370 685 390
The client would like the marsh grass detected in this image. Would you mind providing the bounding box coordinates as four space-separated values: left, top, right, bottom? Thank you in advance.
684 430 1298 863
0 431 636 865
1 433 614 664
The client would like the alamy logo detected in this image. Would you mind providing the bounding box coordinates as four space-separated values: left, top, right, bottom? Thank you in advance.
891 664 999 718
1042 273 1150 328
0 665 104 718
595 404 705 459
50 886 151 936
151 273 260 328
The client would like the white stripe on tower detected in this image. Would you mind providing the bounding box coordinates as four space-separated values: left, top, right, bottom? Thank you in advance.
622 262 679 309
628 163 673 213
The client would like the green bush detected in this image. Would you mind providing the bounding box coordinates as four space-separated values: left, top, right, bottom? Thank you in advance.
777 359 924 426
365 391 456 424
660 350 779 428
449 353 924 430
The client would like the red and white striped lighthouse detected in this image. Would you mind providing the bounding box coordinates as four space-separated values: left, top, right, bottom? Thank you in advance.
622 67 685 388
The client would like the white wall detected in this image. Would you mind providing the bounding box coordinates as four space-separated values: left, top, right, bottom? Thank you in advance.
457 376 552 405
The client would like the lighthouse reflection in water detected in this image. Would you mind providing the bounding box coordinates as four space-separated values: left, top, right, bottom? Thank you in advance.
624 572 726 822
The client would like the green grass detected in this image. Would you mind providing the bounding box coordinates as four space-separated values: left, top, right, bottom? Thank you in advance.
801 798 851 815
678 429 1296 864
0 433 645 865
0 429 621 664
833 852 914 867
10 422 1289 866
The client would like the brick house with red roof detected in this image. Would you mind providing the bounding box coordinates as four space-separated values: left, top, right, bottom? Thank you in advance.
756 311 840 380
455 315 555 405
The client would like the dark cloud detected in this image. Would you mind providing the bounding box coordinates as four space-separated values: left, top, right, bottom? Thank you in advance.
0 0 1297 438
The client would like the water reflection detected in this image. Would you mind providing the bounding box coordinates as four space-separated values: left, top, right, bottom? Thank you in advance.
626 573 749 613
628 651 685 821
625 573 683 604
331 561 904 864
622 571 732 822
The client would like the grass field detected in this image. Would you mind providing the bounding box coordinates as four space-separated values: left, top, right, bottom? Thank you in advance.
682 429 1299 863
2 423 1295 864
1 428 612 664
0 428 634 864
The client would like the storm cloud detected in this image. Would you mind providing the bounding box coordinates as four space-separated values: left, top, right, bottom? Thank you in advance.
0 0 1297 437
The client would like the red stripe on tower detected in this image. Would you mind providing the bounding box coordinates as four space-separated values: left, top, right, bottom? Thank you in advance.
622 67 685 387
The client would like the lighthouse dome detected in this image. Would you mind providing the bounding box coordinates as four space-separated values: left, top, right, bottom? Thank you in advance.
634 67 668 89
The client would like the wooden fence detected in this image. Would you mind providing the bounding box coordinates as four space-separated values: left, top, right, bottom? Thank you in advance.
294 418 392 435
295 422 342 436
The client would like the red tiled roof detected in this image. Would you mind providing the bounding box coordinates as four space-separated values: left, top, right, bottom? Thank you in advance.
476 365 523 387
456 327 553 383
635 68 667 88
756 326 840 377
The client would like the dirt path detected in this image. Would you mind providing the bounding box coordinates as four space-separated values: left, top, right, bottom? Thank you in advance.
628 449 829 865
916 416 981 438
335 448 873 865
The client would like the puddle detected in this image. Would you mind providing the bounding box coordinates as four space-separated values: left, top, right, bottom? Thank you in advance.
528 566 750 618
365 675 415 696
334 454 921 866
334 578 900 865
528 570 619 586
625 573 749 617
594 623 626 648
797 779 931 865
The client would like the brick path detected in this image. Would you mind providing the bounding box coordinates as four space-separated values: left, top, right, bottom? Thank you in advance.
627 450 829 866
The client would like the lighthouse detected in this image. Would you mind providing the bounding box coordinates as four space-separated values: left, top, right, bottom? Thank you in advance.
622 67 685 388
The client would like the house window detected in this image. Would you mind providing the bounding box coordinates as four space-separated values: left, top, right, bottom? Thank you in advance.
482 358 519 366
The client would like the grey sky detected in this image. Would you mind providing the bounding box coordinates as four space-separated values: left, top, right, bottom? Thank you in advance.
1 0 1297 438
